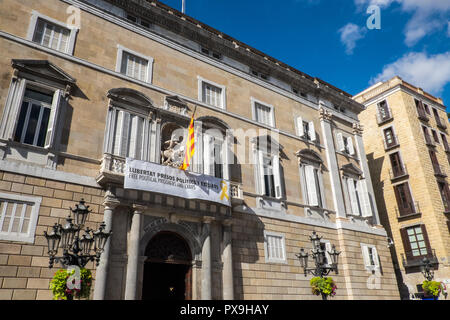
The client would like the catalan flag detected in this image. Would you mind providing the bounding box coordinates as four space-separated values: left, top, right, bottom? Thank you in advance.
180 115 195 171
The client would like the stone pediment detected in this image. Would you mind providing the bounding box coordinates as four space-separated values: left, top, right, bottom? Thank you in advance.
296 149 323 164
340 163 363 177
12 59 76 85
163 95 189 116
107 88 154 109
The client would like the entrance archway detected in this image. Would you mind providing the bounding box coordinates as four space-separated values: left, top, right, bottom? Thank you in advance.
142 232 192 300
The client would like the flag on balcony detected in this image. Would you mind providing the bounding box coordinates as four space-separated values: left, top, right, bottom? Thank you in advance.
180 115 195 171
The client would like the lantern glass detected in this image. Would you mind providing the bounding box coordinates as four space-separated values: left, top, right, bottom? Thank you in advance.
44 224 61 255
297 248 308 269
80 229 94 255
93 223 111 253
60 218 77 250
71 199 90 228
329 245 340 265
310 232 322 249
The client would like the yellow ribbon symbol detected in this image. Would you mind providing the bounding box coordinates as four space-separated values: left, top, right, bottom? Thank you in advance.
220 180 230 201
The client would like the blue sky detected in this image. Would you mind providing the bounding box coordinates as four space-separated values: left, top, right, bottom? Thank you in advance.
158 0 450 111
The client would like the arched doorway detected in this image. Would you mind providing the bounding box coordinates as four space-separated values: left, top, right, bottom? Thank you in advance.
142 231 192 300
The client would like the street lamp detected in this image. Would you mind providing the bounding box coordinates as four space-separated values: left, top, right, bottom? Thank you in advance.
296 231 341 278
420 257 434 281
43 199 112 268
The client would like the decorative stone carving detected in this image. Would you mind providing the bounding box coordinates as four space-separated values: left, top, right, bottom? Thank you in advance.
318 107 333 122
352 123 364 135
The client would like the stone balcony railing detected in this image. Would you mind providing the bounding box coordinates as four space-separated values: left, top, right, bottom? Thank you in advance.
97 153 245 204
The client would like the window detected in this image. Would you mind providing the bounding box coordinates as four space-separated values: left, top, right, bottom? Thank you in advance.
198 77 226 109
202 129 227 179
347 178 363 215
250 69 269 81
295 117 316 142
254 102 274 127
415 99 428 120
336 133 355 155
377 100 391 123
301 164 324 207
400 225 431 260
264 231 286 263
255 146 282 199
320 241 333 265
27 11 78 55
441 134 450 152
393 183 416 216
389 152 406 178
13 88 54 148
341 164 373 218
0 192 41 243
361 244 380 271
422 126 433 145
116 45 153 83
0 60 73 159
383 127 398 149
431 129 439 144
438 182 450 212
200 47 222 60
103 88 155 162
423 103 430 115
126 13 151 29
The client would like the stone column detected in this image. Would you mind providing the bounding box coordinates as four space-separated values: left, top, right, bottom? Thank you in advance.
222 220 234 300
319 105 346 218
124 205 144 300
93 197 119 300
353 123 381 225
201 217 213 300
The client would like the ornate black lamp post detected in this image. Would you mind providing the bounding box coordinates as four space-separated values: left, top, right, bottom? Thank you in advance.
296 231 340 300
44 199 112 268
420 257 434 281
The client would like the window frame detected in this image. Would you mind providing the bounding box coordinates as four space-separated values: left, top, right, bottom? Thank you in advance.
116 45 154 83
26 10 79 55
251 97 275 127
0 192 41 243
263 231 287 264
360 243 380 271
197 76 226 110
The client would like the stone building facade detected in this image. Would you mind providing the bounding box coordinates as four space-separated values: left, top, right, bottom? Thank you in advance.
355 77 450 299
0 0 400 300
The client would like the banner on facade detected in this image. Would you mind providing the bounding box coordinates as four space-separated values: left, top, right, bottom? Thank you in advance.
124 158 231 207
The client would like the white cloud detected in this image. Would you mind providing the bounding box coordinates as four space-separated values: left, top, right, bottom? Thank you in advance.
371 51 450 94
355 0 450 46
448 21 450 36
338 23 367 55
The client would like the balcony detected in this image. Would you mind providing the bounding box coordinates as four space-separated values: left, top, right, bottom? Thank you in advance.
435 116 448 130
395 201 421 219
433 164 448 178
389 164 408 181
376 110 393 125
97 153 244 204
401 249 438 269
383 135 399 151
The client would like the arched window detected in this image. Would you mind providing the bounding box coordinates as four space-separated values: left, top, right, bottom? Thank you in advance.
103 88 154 161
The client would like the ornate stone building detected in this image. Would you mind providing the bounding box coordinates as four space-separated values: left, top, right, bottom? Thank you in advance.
0 0 399 300
355 77 450 299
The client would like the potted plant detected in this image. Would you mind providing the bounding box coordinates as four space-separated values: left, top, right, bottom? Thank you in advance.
421 280 447 300
49 268 92 300
310 276 337 300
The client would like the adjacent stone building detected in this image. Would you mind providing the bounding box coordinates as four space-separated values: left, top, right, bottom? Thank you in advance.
355 76 450 299
0 0 400 300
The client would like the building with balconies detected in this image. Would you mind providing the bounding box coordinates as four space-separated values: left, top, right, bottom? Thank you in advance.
355 76 450 299
0 0 400 300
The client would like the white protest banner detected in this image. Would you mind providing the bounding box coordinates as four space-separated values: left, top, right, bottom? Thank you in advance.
124 158 231 207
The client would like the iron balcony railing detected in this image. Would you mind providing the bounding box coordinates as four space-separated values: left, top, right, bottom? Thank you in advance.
389 164 408 180
395 201 421 219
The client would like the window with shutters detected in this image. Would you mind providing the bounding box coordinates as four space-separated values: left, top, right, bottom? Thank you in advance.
404 226 429 258
201 128 228 179
198 77 226 109
441 133 450 153
383 127 398 150
438 181 450 212
341 163 373 218
252 98 275 127
27 11 79 55
264 231 286 263
297 149 325 208
393 182 417 217
254 136 283 200
0 60 75 167
376 100 392 124
103 88 155 163
0 192 41 243
389 152 407 179
360 243 380 271
116 45 153 83
336 133 355 155
295 116 316 142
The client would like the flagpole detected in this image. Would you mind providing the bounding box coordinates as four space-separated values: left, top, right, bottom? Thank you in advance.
182 0 185 13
